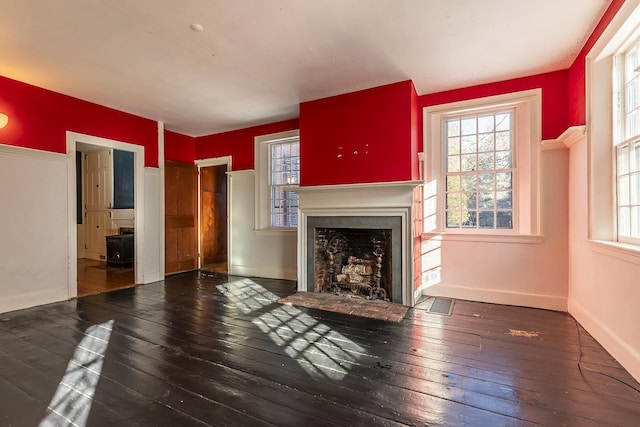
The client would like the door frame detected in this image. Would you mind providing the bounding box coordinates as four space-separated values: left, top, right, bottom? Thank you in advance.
66 131 145 298
195 156 232 270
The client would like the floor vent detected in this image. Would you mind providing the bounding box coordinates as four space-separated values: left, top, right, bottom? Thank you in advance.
426 297 454 315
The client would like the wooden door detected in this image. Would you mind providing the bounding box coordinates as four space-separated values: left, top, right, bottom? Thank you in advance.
165 161 198 274
83 149 113 260
200 165 228 265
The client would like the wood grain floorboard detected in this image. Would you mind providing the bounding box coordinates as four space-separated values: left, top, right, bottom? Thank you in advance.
1 271 639 426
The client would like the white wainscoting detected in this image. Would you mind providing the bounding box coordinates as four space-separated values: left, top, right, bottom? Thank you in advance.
227 170 297 280
0 144 69 313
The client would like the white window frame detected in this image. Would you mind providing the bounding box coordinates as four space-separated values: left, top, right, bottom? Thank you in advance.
254 129 300 231
613 41 640 245
588 0 640 251
423 89 541 237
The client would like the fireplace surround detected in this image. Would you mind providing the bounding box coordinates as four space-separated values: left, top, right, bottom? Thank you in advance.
295 181 422 306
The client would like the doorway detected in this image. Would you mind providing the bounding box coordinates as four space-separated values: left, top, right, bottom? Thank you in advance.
197 157 230 273
67 132 146 298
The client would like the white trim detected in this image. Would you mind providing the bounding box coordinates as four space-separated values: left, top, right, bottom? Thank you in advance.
196 156 232 270
158 122 165 279
425 283 567 312
66 131 146 296
229 265 298 282
0 143 67 160
423 232 543 244
569 298 640 382
589 239 640 265
540 125 586 150
423 89 542 236
0 287 69 314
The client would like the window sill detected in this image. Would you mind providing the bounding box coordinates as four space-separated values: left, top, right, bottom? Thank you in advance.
423 232 543 244
254 228 297 236
588 240 640 265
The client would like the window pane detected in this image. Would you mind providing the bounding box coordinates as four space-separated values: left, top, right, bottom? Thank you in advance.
461 117 476 135
448 156 460 172
479 211 494 228
461 136 477 153
632 206 640 238
497 212 513 229
478 134 494 152
495 132 512 151
631 173 640 204
495 151 512 169
478 153 494 170
619 175 630 205
447 120 460 137
461 174 477 191
479 192 494 209
495 113 511 131
496 191 512 209
448 137 460 155
465 191 477 209
632 141 640 172
619 145 630 175
447 210 462 227
461 154 477 172
496 172 512 190
479 173 494 190
619 207 631 237
446 175 461 192
478 115 494 133
462 211 477 227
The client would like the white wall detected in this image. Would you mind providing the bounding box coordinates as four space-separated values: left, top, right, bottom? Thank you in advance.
228 170 297 280
143 167 163 283
422 148 569 311
568 135 640 382
0 145 70 313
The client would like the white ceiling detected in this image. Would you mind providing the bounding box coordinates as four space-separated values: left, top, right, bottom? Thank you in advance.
0 0 611 137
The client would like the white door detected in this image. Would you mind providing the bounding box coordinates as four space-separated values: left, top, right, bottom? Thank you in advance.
83 149 114 260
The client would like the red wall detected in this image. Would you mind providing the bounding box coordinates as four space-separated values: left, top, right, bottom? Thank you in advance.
0 75 159 167
165 130 195 163
196 119 299 170
300 80 416 186
418 70 569 141
568 0 625 127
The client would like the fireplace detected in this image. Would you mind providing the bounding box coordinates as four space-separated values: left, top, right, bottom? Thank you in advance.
295 181 422 306
309 216 402 302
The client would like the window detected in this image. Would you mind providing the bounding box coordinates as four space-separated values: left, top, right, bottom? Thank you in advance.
423 90 540 236
255 130 300 230
444 110 515 229
269 139 300 227
615 44 640 244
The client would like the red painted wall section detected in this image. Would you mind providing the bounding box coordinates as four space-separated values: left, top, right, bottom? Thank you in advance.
165 130 195 163
568 0 625 127
419 70 569 141
0 75 158 166
195 119 299 170
300 80 414 186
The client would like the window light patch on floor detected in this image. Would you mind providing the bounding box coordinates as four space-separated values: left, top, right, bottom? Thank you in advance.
39 320 114 427
218 279 367 381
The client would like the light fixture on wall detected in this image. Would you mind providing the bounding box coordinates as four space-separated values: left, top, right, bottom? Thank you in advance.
0 113 8 129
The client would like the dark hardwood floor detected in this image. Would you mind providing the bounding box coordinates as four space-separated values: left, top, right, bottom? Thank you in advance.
1 271 639 426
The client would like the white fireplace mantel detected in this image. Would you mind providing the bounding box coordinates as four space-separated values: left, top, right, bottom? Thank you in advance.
294 181 423 306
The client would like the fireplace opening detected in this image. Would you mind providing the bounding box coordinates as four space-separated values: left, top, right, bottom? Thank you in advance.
314 228 392 301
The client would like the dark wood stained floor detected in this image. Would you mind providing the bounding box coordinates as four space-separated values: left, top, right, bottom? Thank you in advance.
1 271 639 426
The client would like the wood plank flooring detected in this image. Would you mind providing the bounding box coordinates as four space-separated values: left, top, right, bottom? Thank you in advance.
1 271 639 426
77 258 135 297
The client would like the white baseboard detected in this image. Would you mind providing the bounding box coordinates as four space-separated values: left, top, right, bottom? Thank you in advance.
229 264 297 282
423 283 567 312
569 298 640 383
0 287 69 314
